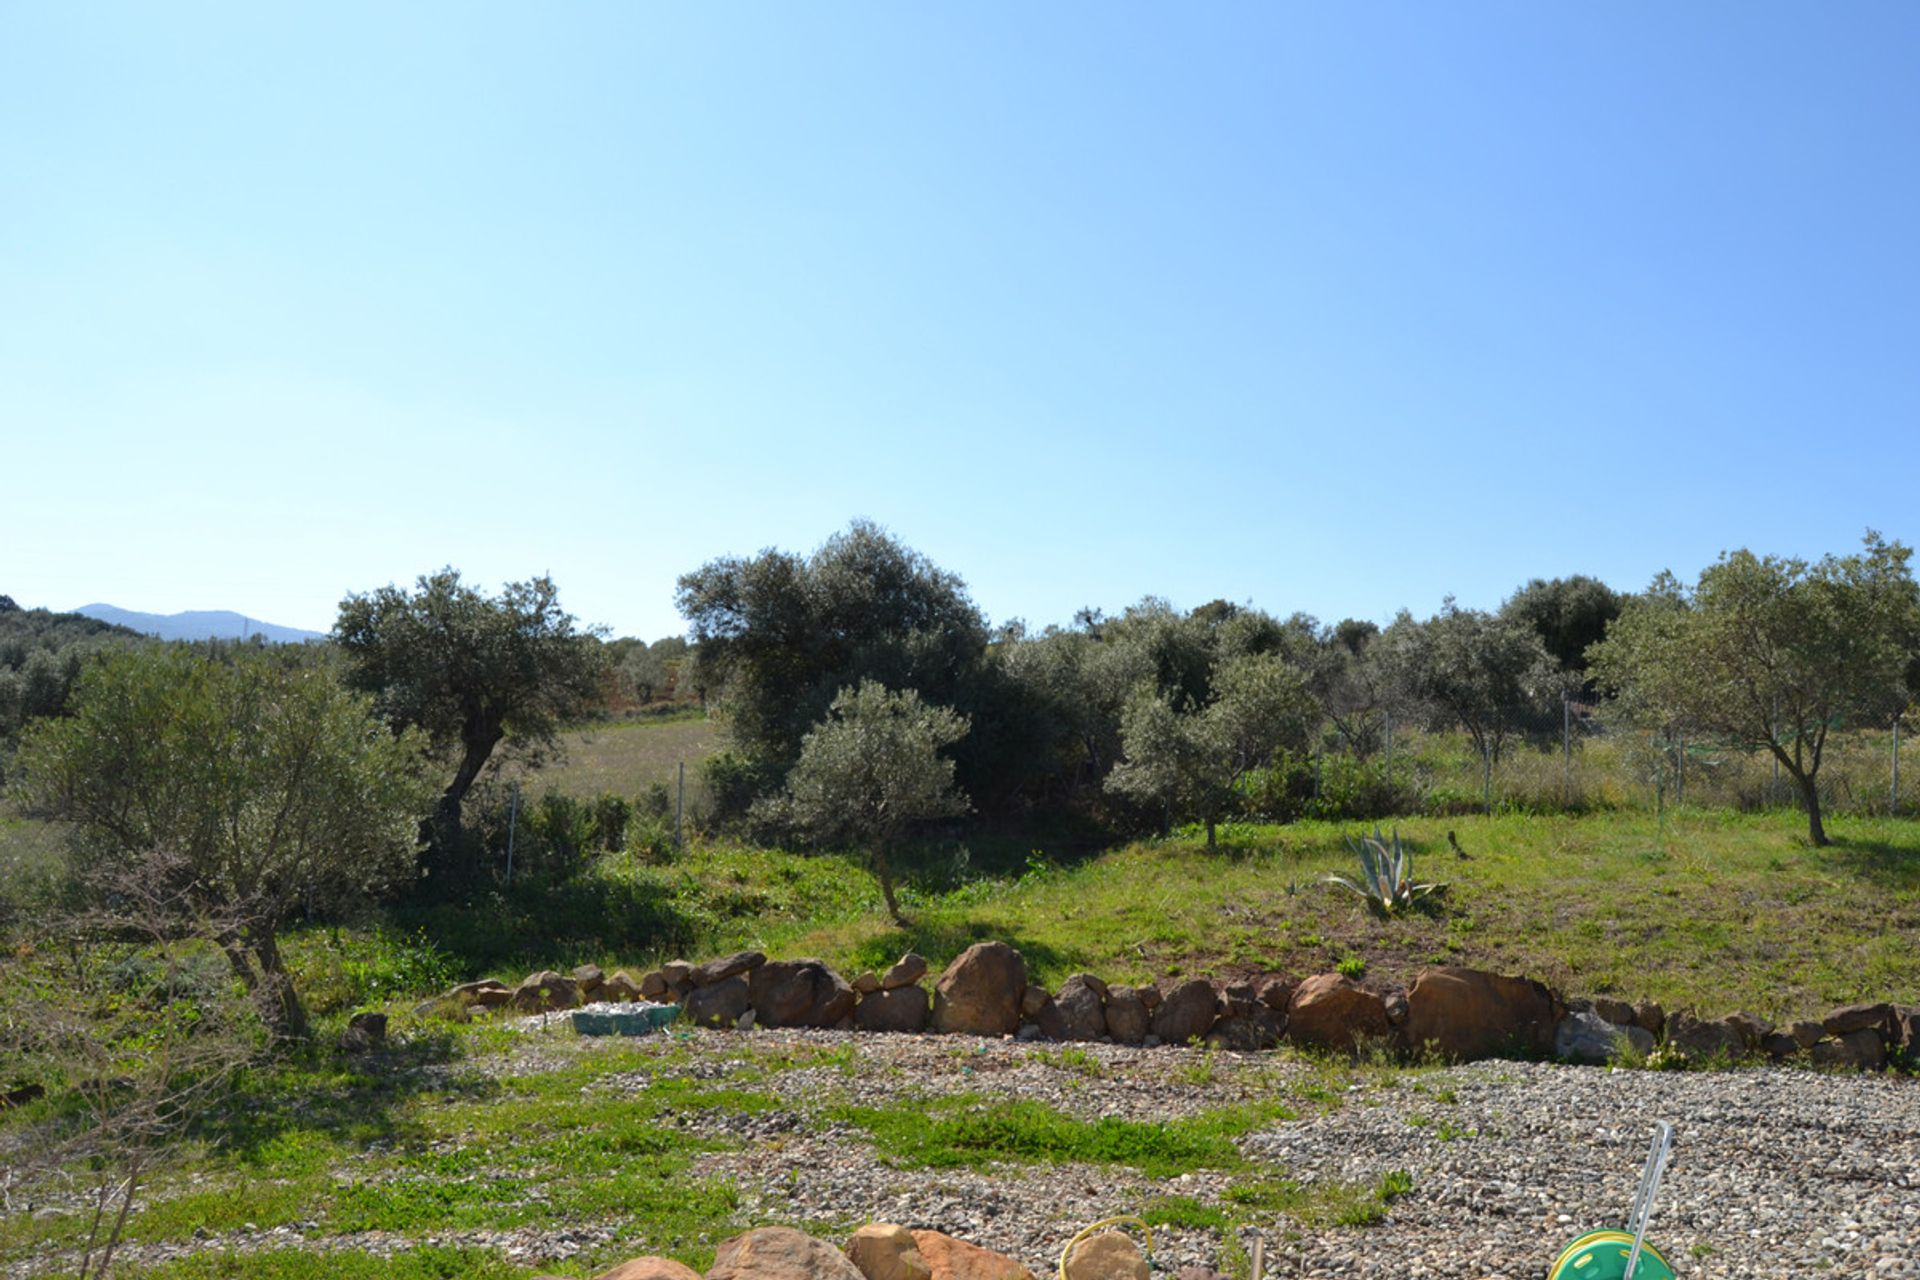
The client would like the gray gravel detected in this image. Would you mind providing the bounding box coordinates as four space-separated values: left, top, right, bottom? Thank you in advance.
7 1024 1916 1278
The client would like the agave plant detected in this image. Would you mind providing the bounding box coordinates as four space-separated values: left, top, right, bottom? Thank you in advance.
1324 826 1445 916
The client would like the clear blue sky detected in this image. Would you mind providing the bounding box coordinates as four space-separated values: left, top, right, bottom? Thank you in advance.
7 4 1918 640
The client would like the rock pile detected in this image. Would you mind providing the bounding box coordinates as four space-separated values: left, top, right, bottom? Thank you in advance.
536 1224 1166 1280
425 943 1920 1071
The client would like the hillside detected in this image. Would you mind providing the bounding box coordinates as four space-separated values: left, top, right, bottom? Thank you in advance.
71 603 324 644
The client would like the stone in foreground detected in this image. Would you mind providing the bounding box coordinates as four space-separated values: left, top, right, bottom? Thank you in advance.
911 1230 1035 1280
595 1258 703 1280
931 941 1026 1037
845 1223 932 1280
711 1227 867 1280
1063 1232 1148 1280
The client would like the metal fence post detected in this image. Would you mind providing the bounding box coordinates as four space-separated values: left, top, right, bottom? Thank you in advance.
674 760 685 850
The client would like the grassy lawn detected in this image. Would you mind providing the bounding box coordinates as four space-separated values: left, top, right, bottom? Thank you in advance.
507 715 723 800
664 810 1920 1018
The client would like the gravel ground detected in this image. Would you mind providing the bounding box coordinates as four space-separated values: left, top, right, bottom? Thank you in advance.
9 1023 1917 1278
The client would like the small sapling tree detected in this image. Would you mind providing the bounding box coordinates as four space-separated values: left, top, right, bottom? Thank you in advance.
771 680 970 924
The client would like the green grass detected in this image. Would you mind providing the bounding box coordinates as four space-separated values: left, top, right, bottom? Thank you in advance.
510 716 723 801
826 1094 1295 1178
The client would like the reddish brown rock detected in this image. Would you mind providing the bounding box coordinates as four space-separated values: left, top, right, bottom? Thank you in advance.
1633 1002 1665 1037
1053 974 1108 1041
1288 974 1390 1053
855 985 930 1033
931 942 1026 1036
853 971 882 994
1823 1002 1893 1037
710 1227 867 1280
749 959 856 1029
691 951 767 987
1063 1232 1148 1280
1810 1027 1886 1070
511 970 582 1013
1205 1006 1285 1051
882 953 930 990
1591 996 1636 1026
595 1259 703 1280
450 979 512 1007
1666 1012 1745 1061
846 1224 931 1280
1402 967 1559 1061
684 975 751 1028
1255 975 1296 1011
602 970 642 1001
640 970 669 999
572 964 606 997
1104 986 1150 1044
910 1230 1035 1280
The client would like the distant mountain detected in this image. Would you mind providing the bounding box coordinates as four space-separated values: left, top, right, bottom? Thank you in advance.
72 604 325 645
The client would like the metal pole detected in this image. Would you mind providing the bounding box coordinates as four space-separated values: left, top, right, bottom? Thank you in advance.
505 781 519 884
674 760 685 849
1562 692 1571 808
1893 717 1901 817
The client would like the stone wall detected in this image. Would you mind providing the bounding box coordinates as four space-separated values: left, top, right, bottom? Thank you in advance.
431 943 1920 1071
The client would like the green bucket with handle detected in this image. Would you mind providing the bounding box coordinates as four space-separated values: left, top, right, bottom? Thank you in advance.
1546 1122 1676 1280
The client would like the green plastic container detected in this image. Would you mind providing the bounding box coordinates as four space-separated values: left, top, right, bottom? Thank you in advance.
571 1003 681 1037
1547 1232 1675 1280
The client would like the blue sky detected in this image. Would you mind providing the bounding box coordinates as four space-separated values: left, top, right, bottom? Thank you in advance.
6 4 1918 640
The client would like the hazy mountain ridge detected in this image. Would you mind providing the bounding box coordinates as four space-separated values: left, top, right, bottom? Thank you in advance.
73 604 324 644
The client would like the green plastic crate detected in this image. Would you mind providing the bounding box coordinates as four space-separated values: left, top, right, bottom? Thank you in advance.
571 1003 681 1036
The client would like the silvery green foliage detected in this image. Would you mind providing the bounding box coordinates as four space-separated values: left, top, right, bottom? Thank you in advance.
1323 826 1445 916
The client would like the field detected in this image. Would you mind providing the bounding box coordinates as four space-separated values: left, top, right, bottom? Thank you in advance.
502 714 723 801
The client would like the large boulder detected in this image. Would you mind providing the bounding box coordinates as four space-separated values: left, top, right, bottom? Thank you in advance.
1205 1006 1285 1051
910 1230 1035 1280
1053 974 1108 1041
931 942 1026 1036
1287 974 1389 1054
512 970 582 1013
750 959 856 1029
1063 1232 1148 1280
856 986 930 1033
1894 1007 1920 1056
602 970 643 1002
1151 979 1220 1045
846 1225 931 1280
572 964 606 998
710 1227 867 1280
684 976 752 1029
596 1259 703 1280
691 951 767 988
1402 967 1559 1061
1104 986 1150 1044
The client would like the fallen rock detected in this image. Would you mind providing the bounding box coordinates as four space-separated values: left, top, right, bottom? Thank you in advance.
1020 985 1050 1018
1591 996 1637 1026
1138 985 1162 1011
1151 979 1219 1045
750 959 856 1029
931 942 1026 1036
662 960 693 985
684 975 752 1029
1554 1011 1625 1064
1823 1002 1893 1037
1810 1027 1887 1071
1205 1006 1285 1051
341 1011 386 1053
1255 975 1296 1011
640 970 669 999
1403 967 1559 1061
911 1230 1035 1280
882 953 929 990
1788 1019 1825 1048
572 964 606 998
512 970 582 1013
1667 1012 1745 1061
450 979 513 1007
1104 986 1150 1044
1053 974 1108 1041
711 1226 867 1280
846 1224 931 1280
853 971 882 994
1063 1231 1148 1280
855 985 930 1033
691 951 767 988
1633 1002 1665 1037
595 1258 703 1280
1288 974 1389 1054
602 970 642 1002
1724 1010 1772 1050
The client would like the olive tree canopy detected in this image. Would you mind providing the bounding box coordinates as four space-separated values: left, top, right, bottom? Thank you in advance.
772 680 970 924
13 646 434 1041
334 570 604 887
1589 532 1919 846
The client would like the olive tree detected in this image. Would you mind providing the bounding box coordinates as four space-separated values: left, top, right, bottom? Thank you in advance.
334 570 604 886
1589 533 1919 846
1106 651 1318 847
772 680 970 924
12 646 434 1040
